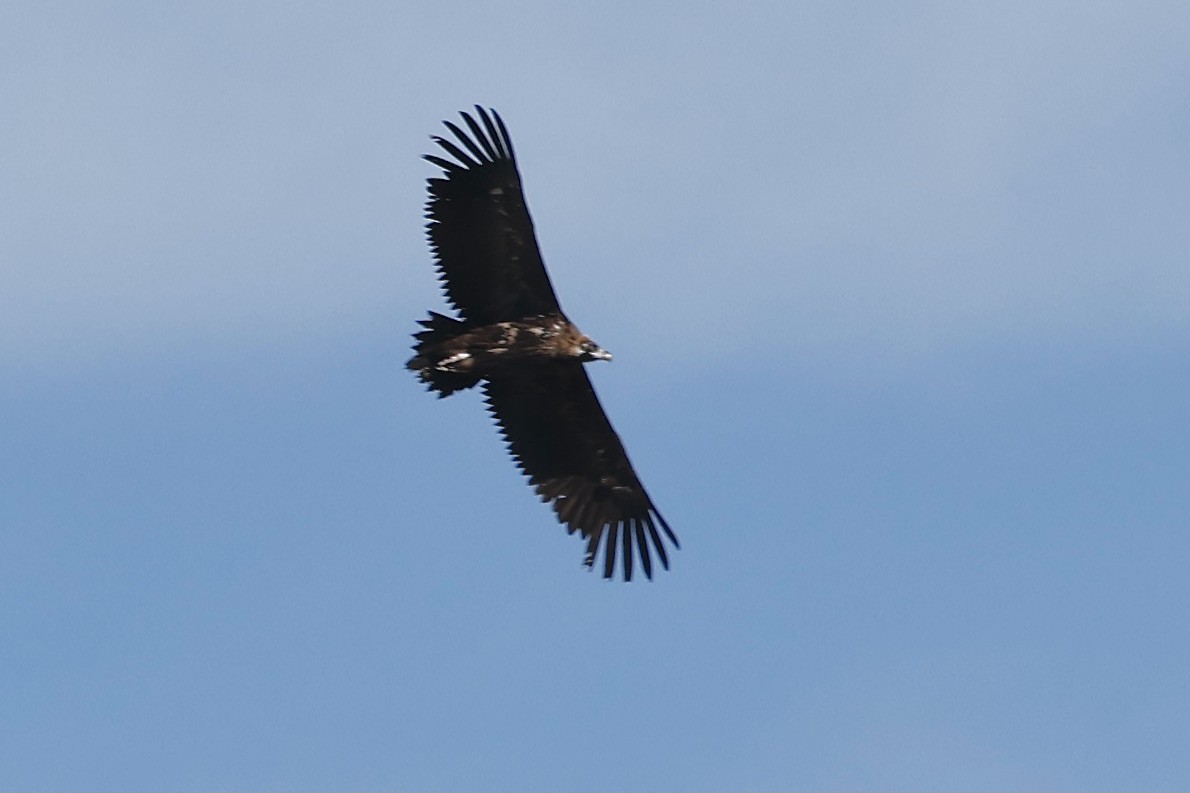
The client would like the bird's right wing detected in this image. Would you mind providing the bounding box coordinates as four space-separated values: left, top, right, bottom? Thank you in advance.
424 107 564 324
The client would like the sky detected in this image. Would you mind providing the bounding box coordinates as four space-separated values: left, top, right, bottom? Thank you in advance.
3 1 1190 789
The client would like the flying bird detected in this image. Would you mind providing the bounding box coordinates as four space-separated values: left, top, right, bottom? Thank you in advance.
407 106 679 581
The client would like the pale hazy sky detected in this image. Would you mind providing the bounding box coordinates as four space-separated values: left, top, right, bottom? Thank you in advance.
3 2 1189 789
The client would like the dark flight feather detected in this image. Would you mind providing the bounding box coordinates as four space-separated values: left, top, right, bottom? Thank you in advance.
409 107 678 581
423 106 562 324
482 365 677 579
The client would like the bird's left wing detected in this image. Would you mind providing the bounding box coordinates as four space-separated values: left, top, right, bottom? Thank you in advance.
483 364 679 580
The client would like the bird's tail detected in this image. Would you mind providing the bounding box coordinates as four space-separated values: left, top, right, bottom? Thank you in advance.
406 312 481 397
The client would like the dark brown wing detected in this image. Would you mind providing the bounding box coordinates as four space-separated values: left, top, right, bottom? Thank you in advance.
483 363 679 581
424 107 563 324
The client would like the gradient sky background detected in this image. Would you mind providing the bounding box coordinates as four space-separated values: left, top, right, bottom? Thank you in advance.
4 1 1190 789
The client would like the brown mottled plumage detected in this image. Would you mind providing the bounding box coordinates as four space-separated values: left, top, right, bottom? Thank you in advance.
406 107 678 581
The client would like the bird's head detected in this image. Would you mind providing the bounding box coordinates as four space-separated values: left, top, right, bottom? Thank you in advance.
576 337 613 363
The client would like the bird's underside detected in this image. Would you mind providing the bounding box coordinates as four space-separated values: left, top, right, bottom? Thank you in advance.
407 106 678 581
406 311 612 396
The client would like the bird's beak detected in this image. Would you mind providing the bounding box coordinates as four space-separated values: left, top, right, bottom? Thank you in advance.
592 348 613 362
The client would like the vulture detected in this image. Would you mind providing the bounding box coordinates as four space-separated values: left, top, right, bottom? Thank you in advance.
407 106 679 581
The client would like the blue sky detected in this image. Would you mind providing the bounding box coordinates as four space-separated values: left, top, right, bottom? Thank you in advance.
3 1 1190 789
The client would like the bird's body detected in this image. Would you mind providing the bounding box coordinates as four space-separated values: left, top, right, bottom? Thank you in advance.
408 311 610 394
407 107 678 580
